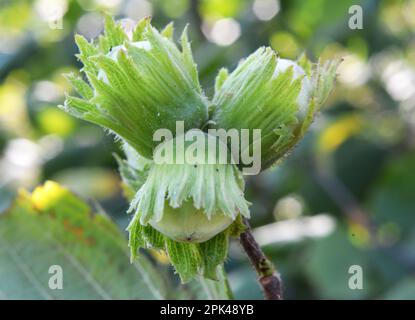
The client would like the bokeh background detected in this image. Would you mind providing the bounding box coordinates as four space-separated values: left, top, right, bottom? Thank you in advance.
1 0 415 299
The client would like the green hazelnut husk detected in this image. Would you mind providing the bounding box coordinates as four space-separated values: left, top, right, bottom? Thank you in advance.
128 130 250 243
149 200 233 243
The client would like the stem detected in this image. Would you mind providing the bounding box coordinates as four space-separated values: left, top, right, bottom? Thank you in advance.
219 265 234 300
239 218 283 300
199 265 234 300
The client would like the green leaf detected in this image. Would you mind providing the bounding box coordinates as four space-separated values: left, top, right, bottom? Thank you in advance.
63 73 93 100
74 34 99 74
132 16 151 41
0 181 166 299
214 67 229 94
297 52 313 77
142 225 166 250
305 227 373 299
114 154 149 192
313 58 341 109
190 266 234 300
161 22 174 39
103 15 128 49
226 214 246 237
180 25 200 89
165 239 201 283
126 216 145 261
198 232 228 280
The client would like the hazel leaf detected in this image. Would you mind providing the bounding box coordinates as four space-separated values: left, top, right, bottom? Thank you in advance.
166 239 202 283
0 181 166 299
142 225 166 250
126 216 146 262
198 232 228 280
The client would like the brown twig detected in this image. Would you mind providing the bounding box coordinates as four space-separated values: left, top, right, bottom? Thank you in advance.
239 218 283 300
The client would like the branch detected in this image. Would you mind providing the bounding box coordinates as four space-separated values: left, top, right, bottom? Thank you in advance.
239 218 283 300
306 158 373 231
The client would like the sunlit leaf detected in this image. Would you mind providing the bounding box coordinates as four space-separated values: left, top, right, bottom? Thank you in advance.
0 181 166 299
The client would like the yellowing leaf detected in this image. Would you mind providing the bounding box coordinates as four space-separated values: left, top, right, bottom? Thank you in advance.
0 181 166 299
318 115 362 153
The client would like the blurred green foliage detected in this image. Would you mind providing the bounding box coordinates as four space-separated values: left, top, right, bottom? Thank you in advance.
1 0 415 299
